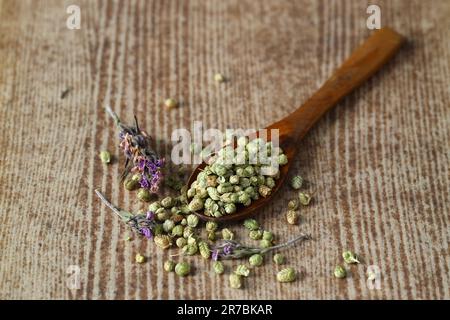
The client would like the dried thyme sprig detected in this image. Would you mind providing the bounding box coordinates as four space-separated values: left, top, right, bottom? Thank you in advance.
211 233 311 260
105 105 164 192
95 189 159 239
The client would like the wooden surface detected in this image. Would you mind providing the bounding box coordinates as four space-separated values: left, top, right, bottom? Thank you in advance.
0 0 449 300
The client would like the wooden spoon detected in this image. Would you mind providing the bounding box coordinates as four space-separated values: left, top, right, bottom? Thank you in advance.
188 27 404 223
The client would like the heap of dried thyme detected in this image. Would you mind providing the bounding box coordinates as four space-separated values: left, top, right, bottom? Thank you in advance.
96 108 316 288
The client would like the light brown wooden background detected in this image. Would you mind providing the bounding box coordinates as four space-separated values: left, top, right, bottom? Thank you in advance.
0 0 449 300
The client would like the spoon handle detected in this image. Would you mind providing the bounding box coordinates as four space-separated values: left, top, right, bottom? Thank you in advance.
269 27 404 140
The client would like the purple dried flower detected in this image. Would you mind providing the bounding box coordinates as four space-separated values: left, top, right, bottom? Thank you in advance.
106 106 164 192
141 227 153 239
212 250 219 261
223 244 234 255
139 175 150 189
146 211 155 220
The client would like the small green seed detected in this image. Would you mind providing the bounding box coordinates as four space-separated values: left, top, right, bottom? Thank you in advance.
165 98 178 108
342 251 360 264
175 262 190 276
124 174 140 191
299 192 312 206
207 231 216 242
176 237 187 248
99 150 111 164
249 254 264 267
164 260 175 272
276 267 296 282
249 230 263 240
172 225 184 237
161 196 175 208
137 189 152 202
199 241 211 259
229 273 242 289
214 73 225 83
287 199 299 210
286 210 300 225
206 221 218 232
163 219 175 233
262 231 273 241
273 253 285 265
187 214 199 228
334 265 347 279
182 243 198 256
260 239 272 249
135 253 145 264
213 261 225 274
235 264 250 277
222 228 234 240
290 175 303 189
243 219 259 231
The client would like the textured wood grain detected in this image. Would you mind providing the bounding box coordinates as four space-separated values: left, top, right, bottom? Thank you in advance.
0 0 449 300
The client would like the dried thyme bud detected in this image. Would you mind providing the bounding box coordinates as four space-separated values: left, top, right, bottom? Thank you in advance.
172 225 184 237
187 236 197 245
214 73 225 83
229 175 240 185
260 239 272 249
299 192 312 206
99 150 111 164
181 218 187 226
199 241 211 259
163 219 175 233
276 267 296 282
154 235 172 249
243 219 259 231
278 154 288 165
334 265 347 279
176 237 187 248
182 243 198 256
124 174 141 191
164 98 178 109
207 231 216 242
161 196 175 208
183 226 195 238
286 210 300 225
290 175 303 190
342 251 360 264
235 264 250 277
148 201 161 212
156 209 170 221
249 254 263 267
224 203 236 214
137 188 152 202
273 253 285 265
222 228 234 240
213 261 224 274
187 214 199 228
206 221 218 232
188 197 204 211
287 199 299 210
175 262 190 277
258 185 272 198
164 260 175 272
135 253 145 264
229 274 242 289
249 230 263 240
262 231 273 242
